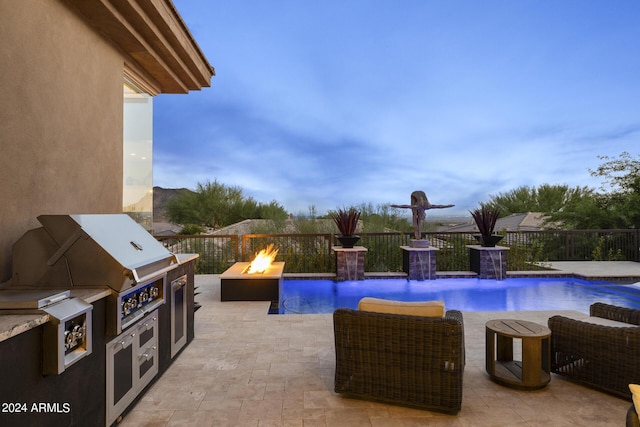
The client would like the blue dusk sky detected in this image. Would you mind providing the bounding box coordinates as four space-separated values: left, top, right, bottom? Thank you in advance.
153 0 640 216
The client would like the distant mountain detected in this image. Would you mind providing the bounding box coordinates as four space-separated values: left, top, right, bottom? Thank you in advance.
153 186 193 223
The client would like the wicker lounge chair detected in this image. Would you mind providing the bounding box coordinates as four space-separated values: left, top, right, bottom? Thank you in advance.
548 302 640 399
333 308 465 414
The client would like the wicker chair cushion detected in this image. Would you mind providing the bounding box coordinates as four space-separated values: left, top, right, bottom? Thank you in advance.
565 312 635 327
358 297 445 317
630 384 640 417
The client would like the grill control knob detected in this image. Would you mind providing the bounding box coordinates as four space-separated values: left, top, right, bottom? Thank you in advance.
64 330 72 351
73 324 83 341
121 300 130 316
65 329 77 350
139 290 149 304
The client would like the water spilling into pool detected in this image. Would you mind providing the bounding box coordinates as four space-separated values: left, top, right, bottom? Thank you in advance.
279 277 640 314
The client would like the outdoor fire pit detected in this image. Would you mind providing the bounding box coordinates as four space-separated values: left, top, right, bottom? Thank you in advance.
220 245 284 309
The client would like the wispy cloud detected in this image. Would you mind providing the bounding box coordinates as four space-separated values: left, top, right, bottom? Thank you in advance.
156 1 640 215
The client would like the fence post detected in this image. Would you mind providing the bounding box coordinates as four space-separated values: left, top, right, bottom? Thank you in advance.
327 234 333 272
241 235 248 261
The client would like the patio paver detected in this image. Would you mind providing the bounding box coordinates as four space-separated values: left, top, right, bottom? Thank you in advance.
121 272 634 426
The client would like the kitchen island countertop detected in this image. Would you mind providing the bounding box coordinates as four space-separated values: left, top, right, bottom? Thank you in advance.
0 288 111 343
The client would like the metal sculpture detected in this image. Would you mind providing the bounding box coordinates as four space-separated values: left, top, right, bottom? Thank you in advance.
391 190 454 241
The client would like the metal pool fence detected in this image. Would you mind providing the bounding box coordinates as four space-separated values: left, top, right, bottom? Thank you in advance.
155 229 640 275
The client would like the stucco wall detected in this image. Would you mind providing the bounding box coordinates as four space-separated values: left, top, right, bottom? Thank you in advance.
0 0 124 282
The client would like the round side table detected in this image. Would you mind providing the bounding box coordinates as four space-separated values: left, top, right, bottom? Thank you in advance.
485 319 551 390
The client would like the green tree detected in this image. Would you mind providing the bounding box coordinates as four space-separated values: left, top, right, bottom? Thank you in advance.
165 189 200 225
529 152 640 229
166 179 288 228
589 151 640 229
255 200 288 224
486 184 595 217
545 192 605 229
353 202 411 232
293 205 335 234
547 152 640 229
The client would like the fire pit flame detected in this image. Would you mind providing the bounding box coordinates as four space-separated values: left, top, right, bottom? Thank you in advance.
243 244 279 274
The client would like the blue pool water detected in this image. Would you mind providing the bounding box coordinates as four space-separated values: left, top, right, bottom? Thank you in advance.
279 277 640 314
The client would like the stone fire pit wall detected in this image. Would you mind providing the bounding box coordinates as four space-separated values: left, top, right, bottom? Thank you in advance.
333 247 367 281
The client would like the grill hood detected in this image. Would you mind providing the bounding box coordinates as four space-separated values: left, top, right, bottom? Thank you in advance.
12 214 178 292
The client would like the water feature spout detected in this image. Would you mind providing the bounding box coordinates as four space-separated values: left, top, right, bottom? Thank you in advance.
488 250 504 280
418 251 430 280
346 252 358 281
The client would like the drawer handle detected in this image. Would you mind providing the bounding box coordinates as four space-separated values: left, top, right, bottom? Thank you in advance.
140 346 157 362
141 318 156 331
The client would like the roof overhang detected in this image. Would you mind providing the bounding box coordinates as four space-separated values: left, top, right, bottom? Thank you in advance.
65 0 215 95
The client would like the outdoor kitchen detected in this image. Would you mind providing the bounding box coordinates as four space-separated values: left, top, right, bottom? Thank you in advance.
0 214 198 427
0 0 216 425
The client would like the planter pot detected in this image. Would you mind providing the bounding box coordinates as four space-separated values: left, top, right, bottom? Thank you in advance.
337 235 361 248
474 234 504 247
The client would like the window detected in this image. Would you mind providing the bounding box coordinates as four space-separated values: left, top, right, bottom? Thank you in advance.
123 80 153 231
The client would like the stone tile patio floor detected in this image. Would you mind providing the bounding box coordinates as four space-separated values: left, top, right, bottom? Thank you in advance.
122 265 639 426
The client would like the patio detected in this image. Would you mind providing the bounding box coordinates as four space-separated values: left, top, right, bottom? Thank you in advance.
121 267 636 426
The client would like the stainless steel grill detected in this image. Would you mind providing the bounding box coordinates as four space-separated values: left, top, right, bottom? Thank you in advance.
12 214 178 291
6 213 180 422
10 214 179 335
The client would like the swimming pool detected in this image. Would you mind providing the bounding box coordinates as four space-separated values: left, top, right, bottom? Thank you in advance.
279 277 640 314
